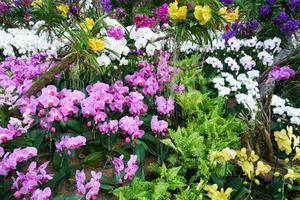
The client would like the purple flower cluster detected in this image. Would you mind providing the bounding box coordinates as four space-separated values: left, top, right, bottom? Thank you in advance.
133 14 156 30
288 0 300 11
266 0 275 5
0 2 11 13
119 116 144 141
151 116 168 135
3 51 175 146
112 154 138 183
75 170 102 200
31 187 51 200
273 12 289 26
246 19 259 32
0 147 37 176
124 155 138 180
55 136 87 154
113 8 125 19
219 0 233 6
0 53 53 96
172 84 185 93
280 19 300 33
106 26 125 40
155 96 174 116
222 20 259 42
154 3 168 24
0 117 31 144
11 161 52 198
100 0 112 13
260 5 271 16
268 66 296 81
222 30 237 42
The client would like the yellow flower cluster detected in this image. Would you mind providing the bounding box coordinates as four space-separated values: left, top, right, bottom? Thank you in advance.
274 126 299 157
204 184 233 200
209 147 271 179
284 169 300 181
31 0 43 8
168 2 240 26
168 1 212 25
218 7 239 22
88 38 105 52
80 18 95 31
209 147 236 162
194 5 212 25
168 1 187 20
236 148 271 179
56 4 69 17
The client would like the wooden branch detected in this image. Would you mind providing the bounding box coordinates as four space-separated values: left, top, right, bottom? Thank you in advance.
24 57 73 97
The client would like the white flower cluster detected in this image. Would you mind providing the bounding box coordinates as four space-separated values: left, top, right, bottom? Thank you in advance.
224 57 240 72
257 51 274 66
271 95 300 125
0 22 65 57
206 57 223 70
178 30 282 57
213 70 260 114
128 26 166 56
79 0 93 13
96 18 167 67
0 88 18 107
206 53 257 73
203 35 283 116
240 55 256 70
96 18 130 67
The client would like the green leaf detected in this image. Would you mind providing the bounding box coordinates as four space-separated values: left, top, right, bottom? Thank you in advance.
161 139 177 152
52 152 62 170
135 143 146 164
53 195 83 200
66 119 83 133
83 152 103 165
167 167 181 179
135 143 145 179
100 183 114 190
45 171 66 192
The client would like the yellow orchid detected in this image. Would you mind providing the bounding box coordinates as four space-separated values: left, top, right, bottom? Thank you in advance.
204 184 233 200
88 38 105 52
248 150 259 162
241 161 254 177
287 126 300 149
284 169 300 181
255 161 271 176
204 184 218 193
209 147 236 162
196 179 205 191
194 5 212 25
57 4 69 17
293 136 300 149
80 18 95 31
31 0 43 8
209 151 220 162
219 7 239 22
236 148 248 161
168 1 187 20
218 7 227 16
226 7 239 21
274 128 292 155
220 147 237 161
293 147 300 160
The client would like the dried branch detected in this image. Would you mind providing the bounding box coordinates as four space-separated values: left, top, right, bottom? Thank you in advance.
24 57 73 97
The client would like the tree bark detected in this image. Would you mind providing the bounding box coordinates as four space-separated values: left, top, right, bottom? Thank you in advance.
25 58 73 97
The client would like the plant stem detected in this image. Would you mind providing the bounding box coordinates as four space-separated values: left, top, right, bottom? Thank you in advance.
108 133 112 152
245 179 253 200
25 57 73 97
